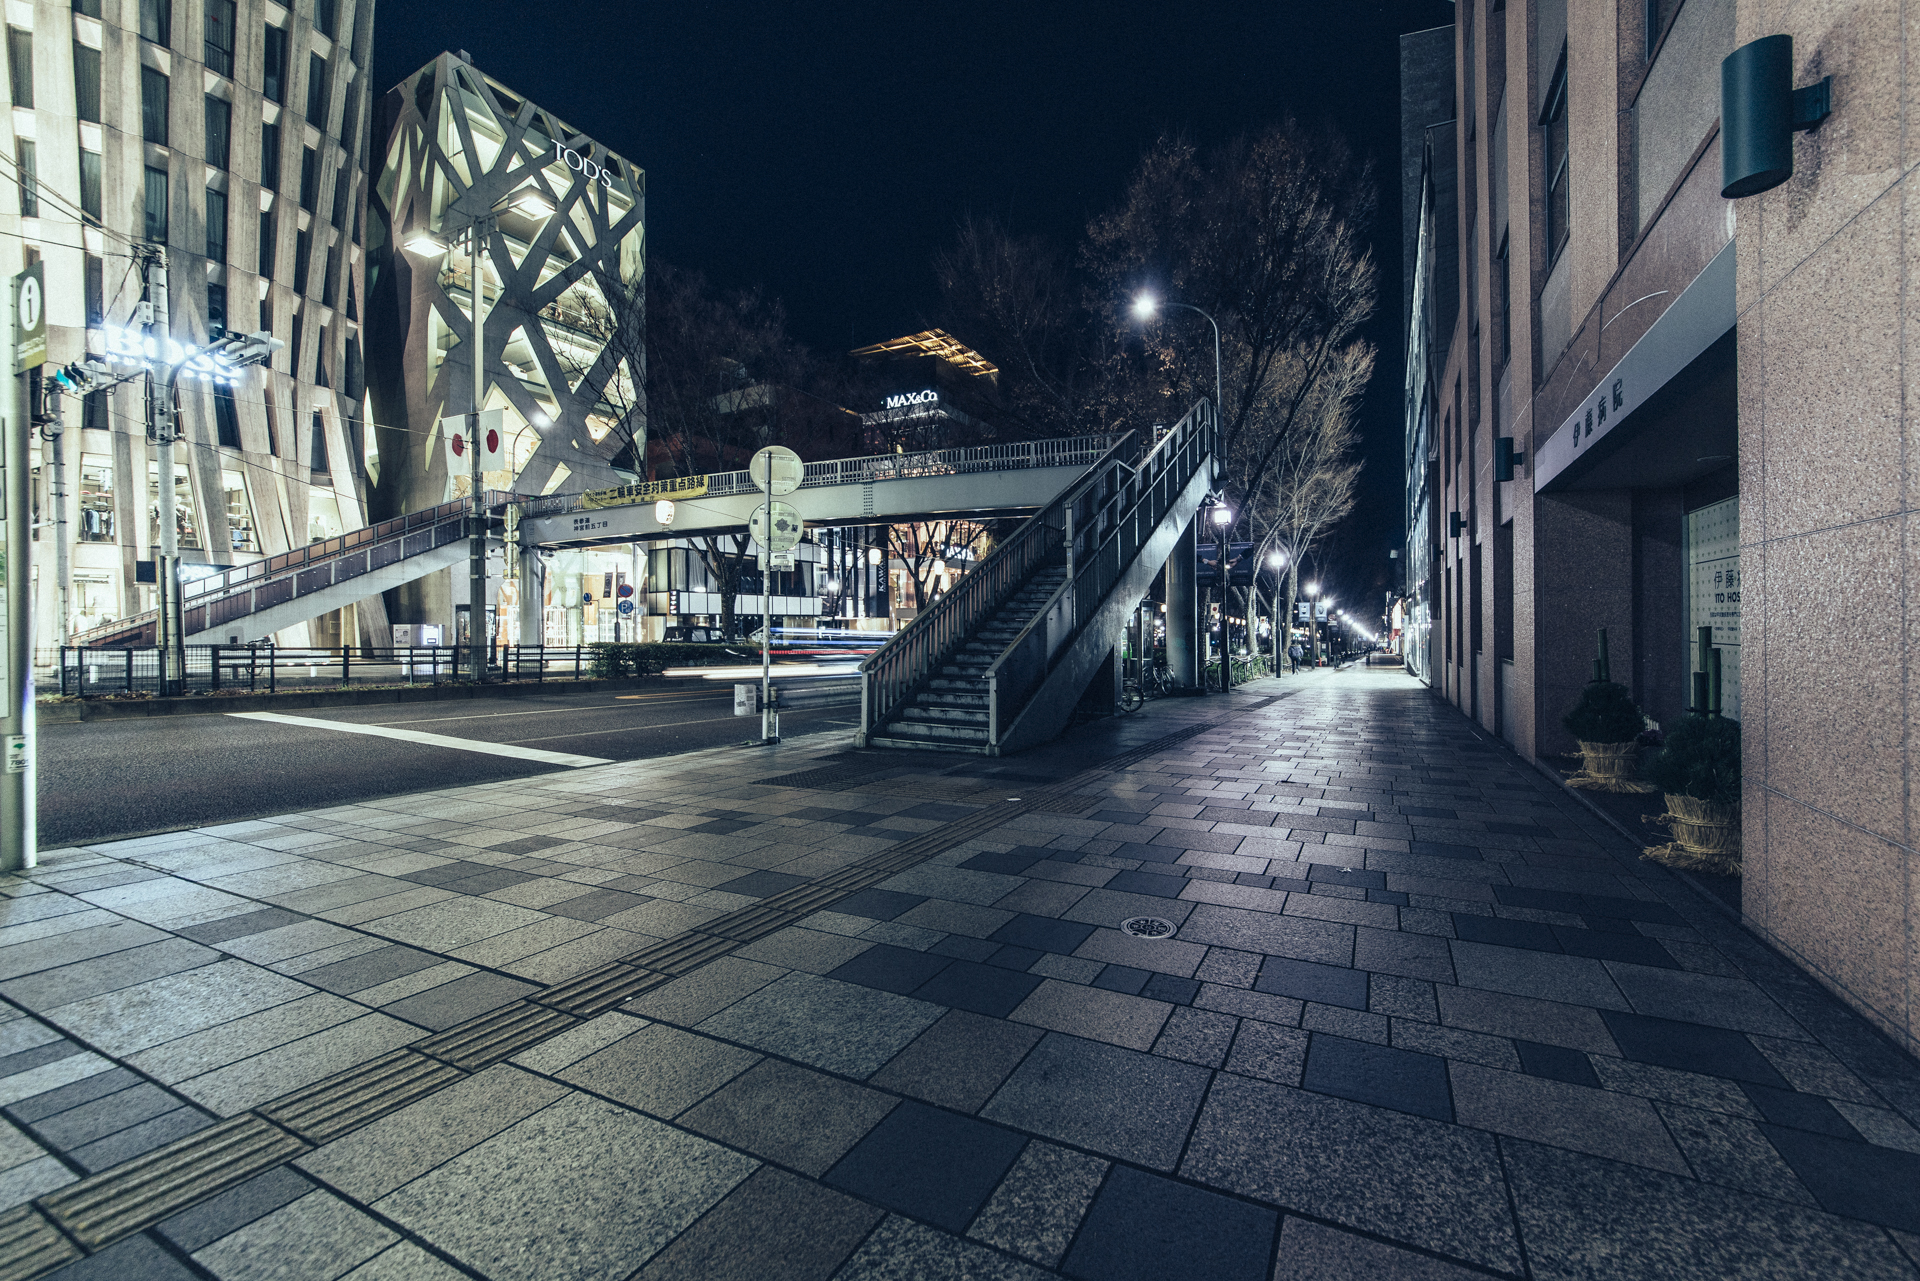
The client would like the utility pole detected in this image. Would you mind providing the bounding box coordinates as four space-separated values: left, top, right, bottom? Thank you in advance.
467 219 487 682
141 250 186 695
4 267 36 871
34 376 68 647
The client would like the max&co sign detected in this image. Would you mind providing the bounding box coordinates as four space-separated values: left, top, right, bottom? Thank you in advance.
882 389 938 411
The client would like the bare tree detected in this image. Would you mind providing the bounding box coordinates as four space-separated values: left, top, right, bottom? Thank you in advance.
889 520 992 613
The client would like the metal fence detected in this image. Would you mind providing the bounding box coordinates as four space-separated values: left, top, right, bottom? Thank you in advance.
48 644 604 697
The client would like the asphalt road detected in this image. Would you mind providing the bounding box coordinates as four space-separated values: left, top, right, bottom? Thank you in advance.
38 679 860 848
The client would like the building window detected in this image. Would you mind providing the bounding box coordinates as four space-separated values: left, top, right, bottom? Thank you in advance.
261 24 287 102
205 187 226 262
305 53 327 127
140 66 169 145
72 43 100 122
79 455 114 542
1495 230 1511 371
143 166 169 242
257 210 275 277
293 229 310 292
330 170 348 227
204 96 231 169
314 0 336 38
309 413 329 473
148 460 200 549
1542 49 1570 267
314 326 329 387
71 0 101 17
84 255 104 325
14 141 36 217
290 312 303 379
139 0 169 45
298 147 317 210
81 390 107 433
207 281 226 337
222 468 255 549
307 486 342 542
78 148 100 219
214 385 241 448
7 28 32 108
260 121 281 189
321 247 337 306
203 0 234 76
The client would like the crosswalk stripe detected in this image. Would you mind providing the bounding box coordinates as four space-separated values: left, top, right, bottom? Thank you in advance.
227 711 614 768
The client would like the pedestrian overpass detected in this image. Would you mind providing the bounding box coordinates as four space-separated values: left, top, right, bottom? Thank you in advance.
69 404 1221 756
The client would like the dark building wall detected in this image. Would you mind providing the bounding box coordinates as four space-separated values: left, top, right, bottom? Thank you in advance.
1400 26 1457 340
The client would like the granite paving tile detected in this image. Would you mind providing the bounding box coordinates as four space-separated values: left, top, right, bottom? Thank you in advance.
560 1023 760 1119
868 1010 1044 1113
1270 1216 1488 1279
622 957 786 1027
982 1033 1210 1170
635 1166 882 1281
192 1189 399 1281
1450 1062 1688 1173
1062 1163 1277 1281
965 1140 1107 1267
824 1099 1026 1231
697 971 942 1077
833 1214 1054 1281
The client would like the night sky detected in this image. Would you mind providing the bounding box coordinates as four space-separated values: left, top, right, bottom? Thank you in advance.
373 1 1456 611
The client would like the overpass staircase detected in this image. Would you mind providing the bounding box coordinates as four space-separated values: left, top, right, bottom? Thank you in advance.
860 399 1218 755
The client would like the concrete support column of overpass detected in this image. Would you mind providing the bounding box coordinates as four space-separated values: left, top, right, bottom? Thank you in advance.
518 546 545 646
1166 517 1200 691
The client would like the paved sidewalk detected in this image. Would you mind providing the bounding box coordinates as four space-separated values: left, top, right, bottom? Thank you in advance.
0 667 1917 1280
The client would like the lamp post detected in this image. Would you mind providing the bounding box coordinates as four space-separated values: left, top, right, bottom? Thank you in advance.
1209 501 1232 693
1132 293 1221 425
404 185 555 682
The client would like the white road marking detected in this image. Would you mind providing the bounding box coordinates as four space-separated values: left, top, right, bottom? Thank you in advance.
228 711 614 768
369 693 717 726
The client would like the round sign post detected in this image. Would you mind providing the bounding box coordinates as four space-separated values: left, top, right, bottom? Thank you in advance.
749 447 802 744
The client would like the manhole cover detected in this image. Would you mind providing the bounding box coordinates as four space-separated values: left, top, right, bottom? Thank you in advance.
1120 916 1176 940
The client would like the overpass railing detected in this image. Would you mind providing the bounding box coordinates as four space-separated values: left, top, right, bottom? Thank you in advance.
857 432 1141 744
520 433 1125 519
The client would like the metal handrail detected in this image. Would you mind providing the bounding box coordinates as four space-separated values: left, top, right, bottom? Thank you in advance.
982 400 1218 745
520 433 1125 519
857 432 1141 743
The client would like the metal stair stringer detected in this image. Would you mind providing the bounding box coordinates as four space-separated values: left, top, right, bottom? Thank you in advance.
987 450 1214 757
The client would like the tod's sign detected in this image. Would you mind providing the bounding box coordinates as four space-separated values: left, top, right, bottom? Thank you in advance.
553 140 617 189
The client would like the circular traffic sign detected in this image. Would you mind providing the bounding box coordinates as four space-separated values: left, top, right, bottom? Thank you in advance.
617 599 634 615
16 275 40 333
750 501 802 554
750 446 803 496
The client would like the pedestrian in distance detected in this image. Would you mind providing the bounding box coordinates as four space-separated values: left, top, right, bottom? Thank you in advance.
1288 641 1303 674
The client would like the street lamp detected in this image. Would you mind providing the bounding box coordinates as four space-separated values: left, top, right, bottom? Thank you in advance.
403 183 556 681
1132 293 1222 423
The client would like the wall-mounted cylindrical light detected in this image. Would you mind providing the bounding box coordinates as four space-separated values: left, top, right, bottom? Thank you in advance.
1722 34 1833 199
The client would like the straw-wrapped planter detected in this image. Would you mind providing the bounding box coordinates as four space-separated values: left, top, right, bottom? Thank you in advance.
1562 681 1655 794
1640 714 1742 877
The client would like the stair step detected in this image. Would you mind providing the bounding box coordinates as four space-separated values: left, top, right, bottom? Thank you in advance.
865 734 989 756
898 706 988 726
918 691 987 709
881 718 989 743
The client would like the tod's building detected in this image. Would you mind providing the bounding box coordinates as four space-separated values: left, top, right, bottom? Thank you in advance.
1402 0 1920 1059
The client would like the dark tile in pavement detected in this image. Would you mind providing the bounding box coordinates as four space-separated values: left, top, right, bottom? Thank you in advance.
900 802 981 822
1104 870 1186 899
1504 1135 1914 1278
1397 807 1458 820
1551 925 1678 969
545 888 653 921
1368 890 1410 906
70 1107 215 1173
563 1023 761 1120
1451 915 1561 952
910 961 1043 1019
870 1010 1043 1113
1255 957 1368 1010
490 835 569 856
1582 914 1644 935
825 1100 1026 1232
1514 1040 1600 1089
155 1166 314 1252
380 971 542 1031
1580 894 1687 927
1091 965 1151 995
0 1040 82 1078
1181 1075 1521 1274
1141 973 1200 1005
829 943 954 996
691 819 756 835
930 935 999 962
5 1067 142 1124
34 1082 179 1149
832 889 928 921
988 944 1044 971
713 869 812 898
1091 809 1158 825
175 907 305 945
677 1058 898 1177
1109 842 1184 865
961 849 1051 876
398 860 490 886
1599 1011 1789 1087
299 944 443 996
441 868 539 896
1303 1034 1452 1122
1761 1125 1920 1233
990 914 1097 956
41 1231 200 1280
1271 1216 1486 1279
1309 866 1385 890
637 1166 882 1281
1063 1164 1276 1281
1410 841 1481 861
983 1033 1211 1171
1740 1084 1861 1138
